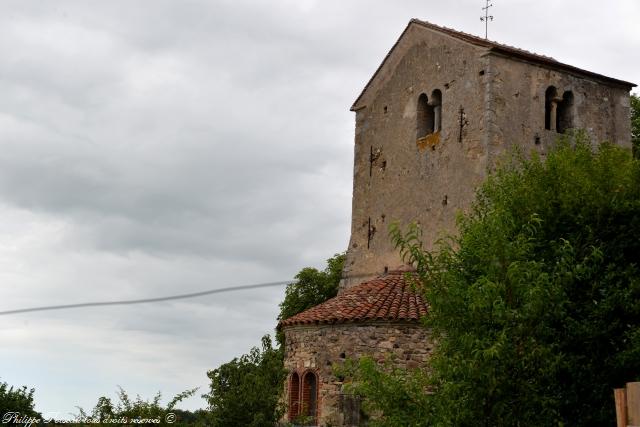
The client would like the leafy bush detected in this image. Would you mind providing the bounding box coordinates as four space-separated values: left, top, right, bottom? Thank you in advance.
204 335 285 427
0 380 40 419
75 387 199 426
350 135 640 426
337 357 431 427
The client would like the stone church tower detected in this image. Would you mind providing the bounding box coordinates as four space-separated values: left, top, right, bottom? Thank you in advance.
279 19 635 426
341 19 634 290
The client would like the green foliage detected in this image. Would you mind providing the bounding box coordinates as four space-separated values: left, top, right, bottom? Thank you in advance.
632 93 640 157
277 252 345 345
168 408 210 425
0 380 40 419
352 135 640 426
75 386 199 426
204 335 286 427
278 252 345 321
202 253 344 427
89 396 114 422
336 357 431 427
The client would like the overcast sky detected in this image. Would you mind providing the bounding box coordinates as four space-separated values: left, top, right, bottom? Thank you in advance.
0 0 638 418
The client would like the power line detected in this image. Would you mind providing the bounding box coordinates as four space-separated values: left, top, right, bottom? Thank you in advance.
0 280 292 316
0 271 386 316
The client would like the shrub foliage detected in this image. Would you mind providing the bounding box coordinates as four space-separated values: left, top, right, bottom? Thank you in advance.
204 335 285 427
350 136 640 426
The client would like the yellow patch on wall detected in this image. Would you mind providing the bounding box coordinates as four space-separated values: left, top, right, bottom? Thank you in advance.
416 131 440 151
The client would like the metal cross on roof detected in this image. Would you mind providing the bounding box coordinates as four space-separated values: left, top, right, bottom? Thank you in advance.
480 0 494 39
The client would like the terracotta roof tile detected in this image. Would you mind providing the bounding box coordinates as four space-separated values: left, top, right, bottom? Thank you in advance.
278 270 428 328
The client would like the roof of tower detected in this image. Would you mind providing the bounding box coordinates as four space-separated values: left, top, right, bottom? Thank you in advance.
351 19 636 111
278 269 428 328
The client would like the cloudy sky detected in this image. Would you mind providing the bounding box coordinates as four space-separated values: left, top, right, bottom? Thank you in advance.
0 0 638 418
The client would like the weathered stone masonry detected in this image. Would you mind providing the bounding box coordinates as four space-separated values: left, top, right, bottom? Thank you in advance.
283 322 433 426
279 18 636 426
341 19 634 290
279 270 430 425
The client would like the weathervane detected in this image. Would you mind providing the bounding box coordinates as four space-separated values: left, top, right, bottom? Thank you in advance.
480 0 494 40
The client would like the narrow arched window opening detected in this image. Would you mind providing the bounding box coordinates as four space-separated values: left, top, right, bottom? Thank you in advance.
288 372 300 421
545 86 557 131
556 90 574 134
416 93 434 139
302 371 318 422
431 89 442 132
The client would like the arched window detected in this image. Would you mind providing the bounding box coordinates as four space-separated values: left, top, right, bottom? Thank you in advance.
545 86 557 130
288 372 300 421
431 89 442 132
416 93 434 139
556 90 574 134
301 371 318 422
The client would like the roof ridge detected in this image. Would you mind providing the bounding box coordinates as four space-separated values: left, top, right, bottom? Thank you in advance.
351 19 635 110
409 19 558 62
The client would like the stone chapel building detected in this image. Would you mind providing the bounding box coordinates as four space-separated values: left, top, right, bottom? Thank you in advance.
278 19 635 426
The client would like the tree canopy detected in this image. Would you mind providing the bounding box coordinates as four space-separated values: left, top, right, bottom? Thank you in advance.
276 252 345 345
0 380 40 420
349 135 640 426
278 252 345 322
75 386 200 426
204 335 285 427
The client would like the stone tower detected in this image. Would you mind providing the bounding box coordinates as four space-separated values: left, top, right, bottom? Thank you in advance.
340 19 635 290
279 20 636 426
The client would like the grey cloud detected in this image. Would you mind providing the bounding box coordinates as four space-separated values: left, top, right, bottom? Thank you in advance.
0 0 637 416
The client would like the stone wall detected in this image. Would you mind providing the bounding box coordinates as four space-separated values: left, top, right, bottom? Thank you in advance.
341 24 490 290
486 53 632 168
282 321 433 426
340 22 633 291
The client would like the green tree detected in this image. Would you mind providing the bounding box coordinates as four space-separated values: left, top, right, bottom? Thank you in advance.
350 135 640 426
632 93 639 157
204 335 285 427
277 252 345 345
90 396 114 422
278 252 345 321
0 380 40 420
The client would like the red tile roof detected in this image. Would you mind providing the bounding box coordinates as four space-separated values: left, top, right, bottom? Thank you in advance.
351 19 635 111
278 270 428 328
